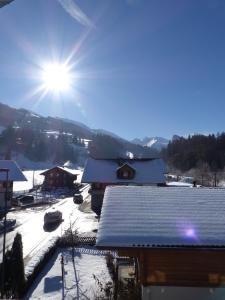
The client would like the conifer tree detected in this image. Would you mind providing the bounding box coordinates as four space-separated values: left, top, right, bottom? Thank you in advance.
11 233 26 298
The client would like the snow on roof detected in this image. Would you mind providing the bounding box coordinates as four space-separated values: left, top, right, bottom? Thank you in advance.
82 158 166 184
0 160 27 182
96 186 225 249
41 166 79 176
60 166 80 175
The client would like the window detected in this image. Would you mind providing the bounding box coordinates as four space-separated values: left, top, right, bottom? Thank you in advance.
122 171 129 178
117 165 135 180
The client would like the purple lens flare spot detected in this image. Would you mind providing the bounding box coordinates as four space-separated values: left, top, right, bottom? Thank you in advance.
185 228 196 238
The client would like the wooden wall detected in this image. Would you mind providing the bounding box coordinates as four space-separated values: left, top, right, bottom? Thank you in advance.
118 248 225 287
0 180 13 208
43 168 76 190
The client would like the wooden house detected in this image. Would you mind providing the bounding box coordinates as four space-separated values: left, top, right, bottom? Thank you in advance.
96 186 225 300
0 160 26 210
81 158 166 215
41 166 78 190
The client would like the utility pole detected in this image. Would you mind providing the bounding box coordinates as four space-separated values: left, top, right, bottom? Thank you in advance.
213 172 217 187
0 168 9 298
32 170 35 189
60 254 65 300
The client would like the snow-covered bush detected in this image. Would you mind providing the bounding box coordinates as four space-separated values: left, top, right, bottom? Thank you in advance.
25 237 59 288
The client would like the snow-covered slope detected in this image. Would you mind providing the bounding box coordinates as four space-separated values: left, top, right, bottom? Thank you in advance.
57 117 91 131
132 136 169 150
93 129 127 141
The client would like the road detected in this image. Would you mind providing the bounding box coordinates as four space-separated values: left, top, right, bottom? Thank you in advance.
0 186 97 265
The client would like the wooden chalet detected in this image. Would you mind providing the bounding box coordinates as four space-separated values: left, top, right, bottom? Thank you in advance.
96 186 225 300
0 160 26 210
81 158 166 215
41 166 78 190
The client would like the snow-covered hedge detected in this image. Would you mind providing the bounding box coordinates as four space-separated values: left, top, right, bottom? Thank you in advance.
25 237 59 287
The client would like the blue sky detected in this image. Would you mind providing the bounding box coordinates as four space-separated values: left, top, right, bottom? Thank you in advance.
0 0 225 140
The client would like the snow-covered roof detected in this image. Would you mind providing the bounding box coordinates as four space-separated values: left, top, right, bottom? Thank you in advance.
96 186 225 249
41 166 79 176
59 166 79 175
82 158 166 184
0 160 27 182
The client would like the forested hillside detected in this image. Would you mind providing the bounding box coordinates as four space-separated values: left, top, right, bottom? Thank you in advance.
0 102 159 168
0 126 87 164
163 133 225 172
89 134 158 159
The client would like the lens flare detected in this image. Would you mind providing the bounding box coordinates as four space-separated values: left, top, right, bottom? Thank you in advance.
41 63 71 92
185 228 196 238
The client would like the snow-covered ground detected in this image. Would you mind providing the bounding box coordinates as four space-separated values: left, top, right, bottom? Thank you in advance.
167 181 193 187
25 247 112 300
218 180 225 187
2 194 97 265
75 169 83 184
13 170 45 192
166 174 194 187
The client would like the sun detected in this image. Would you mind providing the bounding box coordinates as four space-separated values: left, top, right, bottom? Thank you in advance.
41 63 72 93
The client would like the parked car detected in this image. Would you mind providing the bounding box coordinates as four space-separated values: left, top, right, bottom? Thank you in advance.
73 193 83 204
13 195 34 206
44 208 63 225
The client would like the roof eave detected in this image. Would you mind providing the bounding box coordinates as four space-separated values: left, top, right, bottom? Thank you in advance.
96 244 225 250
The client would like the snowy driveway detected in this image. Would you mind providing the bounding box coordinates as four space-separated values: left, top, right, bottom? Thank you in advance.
0 195 98 265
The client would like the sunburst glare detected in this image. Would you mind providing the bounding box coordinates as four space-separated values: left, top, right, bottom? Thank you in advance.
41 63 72 93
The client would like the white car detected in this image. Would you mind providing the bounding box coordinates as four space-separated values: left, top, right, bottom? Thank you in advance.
44 208 62 224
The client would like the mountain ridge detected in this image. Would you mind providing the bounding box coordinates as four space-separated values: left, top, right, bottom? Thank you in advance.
0 102 160 167
132 136 169 150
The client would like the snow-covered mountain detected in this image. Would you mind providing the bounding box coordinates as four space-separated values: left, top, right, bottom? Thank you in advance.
0 102 160 167
92 129 127 142
132 136 169 151
57 117 92 132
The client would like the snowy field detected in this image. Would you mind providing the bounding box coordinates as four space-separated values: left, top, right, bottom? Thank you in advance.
166 181 193 187
13 170 45 192
25 247 112 300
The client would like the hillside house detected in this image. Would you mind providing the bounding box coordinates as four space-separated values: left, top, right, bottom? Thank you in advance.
96 186 225 300
0 160 26 210
41 166 79 190
81 158 166 215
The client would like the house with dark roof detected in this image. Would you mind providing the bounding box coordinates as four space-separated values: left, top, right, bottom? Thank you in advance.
0 160 27 210
41 166 79 191
96 186 225 300
81 158 166 215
